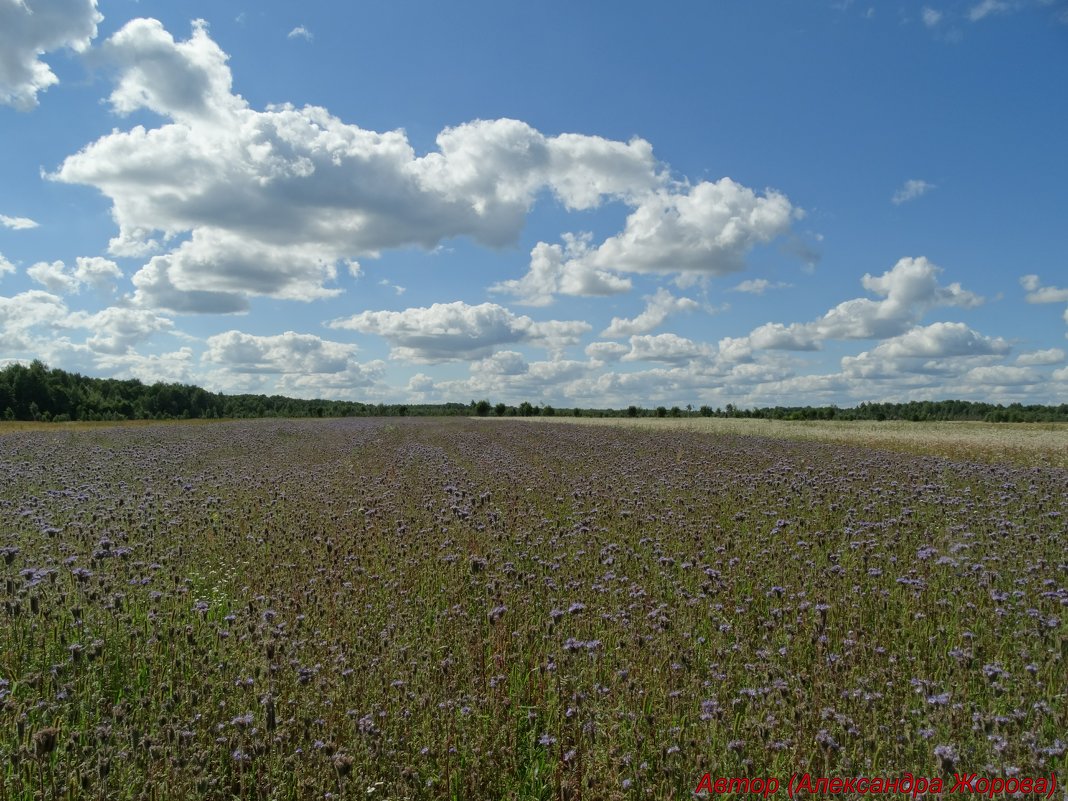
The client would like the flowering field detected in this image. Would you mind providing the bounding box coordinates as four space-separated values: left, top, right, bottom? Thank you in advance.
1 418 1065 799
534 417 1068 469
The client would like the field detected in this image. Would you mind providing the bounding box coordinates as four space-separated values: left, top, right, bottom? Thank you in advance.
531 417 1068 469
1 418 1065 799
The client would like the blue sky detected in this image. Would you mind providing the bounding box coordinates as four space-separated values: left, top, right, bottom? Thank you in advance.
1 0 1066 408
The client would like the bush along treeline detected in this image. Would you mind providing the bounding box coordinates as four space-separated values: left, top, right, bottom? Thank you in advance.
3 360 1067 422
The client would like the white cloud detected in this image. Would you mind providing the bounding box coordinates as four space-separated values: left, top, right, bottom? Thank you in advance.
53 20 687 312
377 279 406 295
471 350 529 375
584 341 629 363
68 307 173 354
26 256 123 293
844 323 1009 367
963 365 1039 385
749 321 820 351
0 253 16 278
601 287 699 338
204 330 356 374
874 322 1009 359
622 333 714 364
406 373 435 394
495 178 797 305
275 361 386 398
287 26 313 41
730 278 793 294
0 291 171 357
1 214 39 230
73 256 123 291
0 0 101 110
969 0 1011 21
51 19 799 314
102 18 243 123
199 330 384 400
490 235 632 306
328 301 590 363
93 347 196 384
892 179 935 205
28 260 80 293
716 336 754 364
1020 274 1068 304
761 257 983 349
572 179 794 276
1016 347 1064 366
0 290 70 345
922 7 943 26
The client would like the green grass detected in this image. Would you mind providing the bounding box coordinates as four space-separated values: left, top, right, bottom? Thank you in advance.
1 418 1065 799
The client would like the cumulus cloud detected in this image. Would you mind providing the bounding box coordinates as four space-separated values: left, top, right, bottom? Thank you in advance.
622 333 714 364
51 20 792 312
748 322 820 351
102 18 243 123
26 256 123 293
93 347 196 384
0 290 70 347
68 307 173 354
584 341 629 363
716 335 755 364
1016 347 1064 366
871 322 1009 358
471 350 529 375
0 254 14 278
0 290 171 357
892 179 935 205
327 301 590 363
276 361 386 398
1020 274 1068 304
199 331 385 399
204 329 358 374
433 356 597 404
287 26 313 41
601 287 699 338
73 256 123 291
746 257 984 351
580 179 796 275
842 323 1009 370
730 278 793 294
0 0 101 110
490 236 632 306
1 214 39 230
28 260 79 293
498 179 797 305
406 373 435 395
963 364 1039 385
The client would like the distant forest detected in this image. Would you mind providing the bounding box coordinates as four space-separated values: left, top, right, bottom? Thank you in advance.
2 360 1066 423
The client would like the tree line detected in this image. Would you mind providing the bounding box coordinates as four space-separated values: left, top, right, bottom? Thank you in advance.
2 361 1066 423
